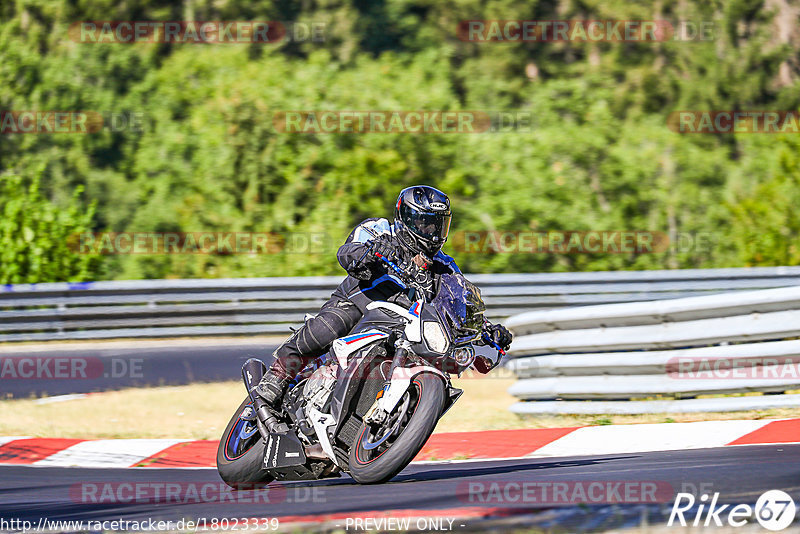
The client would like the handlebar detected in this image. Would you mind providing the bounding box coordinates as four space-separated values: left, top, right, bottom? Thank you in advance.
349 229 416 288
374 252 407 279
361 234 507 357
482 332 506 356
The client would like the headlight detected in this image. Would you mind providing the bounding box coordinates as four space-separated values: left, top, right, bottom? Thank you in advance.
452 346 475 367
423 321 449 353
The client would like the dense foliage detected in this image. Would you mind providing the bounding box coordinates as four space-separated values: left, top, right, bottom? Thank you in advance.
0 171 99 283
1 0 798 281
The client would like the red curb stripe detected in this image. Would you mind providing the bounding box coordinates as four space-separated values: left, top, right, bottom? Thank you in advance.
9 418 790 468
413 427 580 461
727 419 800 446
0 438 86 464
136 440 217 467
136 428 582 467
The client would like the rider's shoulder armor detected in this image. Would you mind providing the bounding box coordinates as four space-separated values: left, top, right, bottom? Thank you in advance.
347 218 393 244
345 217 461 274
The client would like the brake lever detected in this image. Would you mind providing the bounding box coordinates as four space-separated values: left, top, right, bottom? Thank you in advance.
374 252 406 278
482 333 507 356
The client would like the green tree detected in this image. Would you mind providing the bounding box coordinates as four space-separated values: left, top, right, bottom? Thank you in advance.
0 170 100 283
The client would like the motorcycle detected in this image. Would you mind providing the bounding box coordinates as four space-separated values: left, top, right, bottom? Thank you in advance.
216 251 505 486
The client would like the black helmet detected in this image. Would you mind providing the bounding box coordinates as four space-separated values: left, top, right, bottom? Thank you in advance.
394 185 452 257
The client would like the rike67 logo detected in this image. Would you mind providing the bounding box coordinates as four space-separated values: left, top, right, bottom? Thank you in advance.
669 490 796 531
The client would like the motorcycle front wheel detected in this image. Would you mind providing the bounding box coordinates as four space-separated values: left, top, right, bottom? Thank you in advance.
348 372 445 484
216 397 275 488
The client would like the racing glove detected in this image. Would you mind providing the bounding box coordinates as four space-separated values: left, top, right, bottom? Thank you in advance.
346 235 398 280
369 235 399 264
484 323 513 352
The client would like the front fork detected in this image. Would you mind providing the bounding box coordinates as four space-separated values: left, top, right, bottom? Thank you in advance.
363 340 452 425
364 339 410 425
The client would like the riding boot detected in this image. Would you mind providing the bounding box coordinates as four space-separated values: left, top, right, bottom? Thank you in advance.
254 296 362 431
255 372 291 408
254 372 292 433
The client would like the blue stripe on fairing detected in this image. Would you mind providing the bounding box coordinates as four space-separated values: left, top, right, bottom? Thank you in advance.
343 331 386 344
348 273 406 298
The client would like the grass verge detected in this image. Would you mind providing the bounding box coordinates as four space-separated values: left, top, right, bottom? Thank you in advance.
1 377 799 439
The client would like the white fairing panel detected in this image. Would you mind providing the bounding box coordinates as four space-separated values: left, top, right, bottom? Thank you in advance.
332 330 389 368
307 408 338 464
365 300 423 342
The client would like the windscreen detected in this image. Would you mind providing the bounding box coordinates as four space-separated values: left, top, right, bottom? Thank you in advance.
431 273 486 344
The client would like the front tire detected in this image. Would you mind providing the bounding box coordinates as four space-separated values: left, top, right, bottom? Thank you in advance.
348 373 445 484
216 397 275 488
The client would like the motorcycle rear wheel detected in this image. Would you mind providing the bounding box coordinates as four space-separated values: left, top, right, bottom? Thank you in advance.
216 397 275 488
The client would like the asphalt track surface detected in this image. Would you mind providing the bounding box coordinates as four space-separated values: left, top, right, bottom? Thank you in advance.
1 445 798 531
1 343 279 398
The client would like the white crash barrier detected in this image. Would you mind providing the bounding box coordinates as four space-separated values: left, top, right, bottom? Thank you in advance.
509 394 800 415
507 339 800 378
6 266 800 342
505 284 800 413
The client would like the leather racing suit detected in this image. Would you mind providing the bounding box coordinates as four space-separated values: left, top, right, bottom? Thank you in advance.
267 217 460 381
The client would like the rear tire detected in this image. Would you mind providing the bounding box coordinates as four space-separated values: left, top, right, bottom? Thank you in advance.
216 397 275 488
348 373 445 484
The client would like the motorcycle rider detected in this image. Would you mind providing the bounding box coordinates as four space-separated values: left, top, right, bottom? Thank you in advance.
255 185 513 428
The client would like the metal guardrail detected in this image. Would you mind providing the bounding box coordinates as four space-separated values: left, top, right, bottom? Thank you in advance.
505 281 800 414
2 266 800 343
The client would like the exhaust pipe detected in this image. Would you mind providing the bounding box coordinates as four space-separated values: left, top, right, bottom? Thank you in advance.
241 358 267 399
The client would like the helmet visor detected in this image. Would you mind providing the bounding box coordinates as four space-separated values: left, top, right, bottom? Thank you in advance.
400 203 451 244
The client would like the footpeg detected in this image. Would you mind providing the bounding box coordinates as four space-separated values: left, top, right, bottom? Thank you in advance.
239 405 257 422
